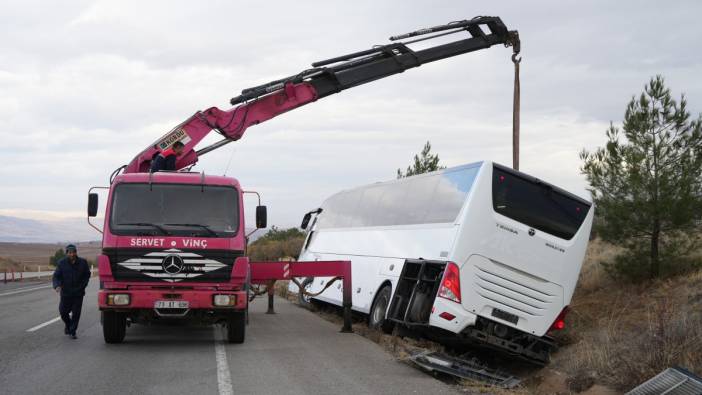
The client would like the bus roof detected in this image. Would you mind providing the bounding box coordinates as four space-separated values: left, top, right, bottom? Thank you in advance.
332 161 486 197
113 172 241 188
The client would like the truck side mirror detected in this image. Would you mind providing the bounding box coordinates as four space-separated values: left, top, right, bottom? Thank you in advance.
88 193 99 217
301 212 312 229
256 206 267 229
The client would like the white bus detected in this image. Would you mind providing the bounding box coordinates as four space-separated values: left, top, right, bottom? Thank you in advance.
293 161 593 364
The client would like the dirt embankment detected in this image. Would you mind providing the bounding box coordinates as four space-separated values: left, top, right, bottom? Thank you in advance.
0 241 101 271
278 240 702 394
551 240 702 393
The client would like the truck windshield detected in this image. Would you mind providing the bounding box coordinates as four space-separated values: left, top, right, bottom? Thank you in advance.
110 183 239 238
492 165 591 240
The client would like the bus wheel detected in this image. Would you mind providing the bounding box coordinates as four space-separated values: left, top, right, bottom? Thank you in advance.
369 285 394 334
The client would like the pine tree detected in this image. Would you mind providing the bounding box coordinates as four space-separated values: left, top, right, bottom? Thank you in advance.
397 141 445 178
580 75 702 280
49 248 65 267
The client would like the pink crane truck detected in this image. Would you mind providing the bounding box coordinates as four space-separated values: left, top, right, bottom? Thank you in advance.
86 17 520 344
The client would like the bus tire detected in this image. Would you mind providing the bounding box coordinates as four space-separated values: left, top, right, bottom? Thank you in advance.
408 291 431 323
298 277 314 309
102 311 126 344
369 285 394 334
227 312 246 343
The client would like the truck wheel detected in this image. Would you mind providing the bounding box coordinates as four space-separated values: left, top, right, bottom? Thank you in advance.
102 311 126 344
226 312 246 344
297 277 314 309
369 285 394 334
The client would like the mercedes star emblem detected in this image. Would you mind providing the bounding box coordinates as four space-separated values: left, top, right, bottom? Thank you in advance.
162 254 185 274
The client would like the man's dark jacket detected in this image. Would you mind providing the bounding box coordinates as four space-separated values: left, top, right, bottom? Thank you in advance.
52 257 91 297
150 150 177 172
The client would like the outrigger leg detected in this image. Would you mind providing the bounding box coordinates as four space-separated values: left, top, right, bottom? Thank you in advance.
250 260 353 333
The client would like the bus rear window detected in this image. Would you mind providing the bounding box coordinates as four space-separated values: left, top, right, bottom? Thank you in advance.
492 166 590 240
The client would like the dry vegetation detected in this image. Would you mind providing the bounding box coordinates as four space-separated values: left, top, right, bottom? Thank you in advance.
552 239 702 393
0 256 21 271
282 239 702 394
246 227 304 262
0 241 101 271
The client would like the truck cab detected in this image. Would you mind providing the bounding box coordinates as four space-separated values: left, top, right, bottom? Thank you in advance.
89 172 264 343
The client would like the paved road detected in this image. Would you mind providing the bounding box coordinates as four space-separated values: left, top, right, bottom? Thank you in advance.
0 280 456 395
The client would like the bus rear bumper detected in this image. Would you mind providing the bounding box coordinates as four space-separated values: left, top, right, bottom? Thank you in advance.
428 297 477 334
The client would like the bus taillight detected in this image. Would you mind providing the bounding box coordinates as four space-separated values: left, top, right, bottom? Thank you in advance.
549 306 569 331
438 262 461 303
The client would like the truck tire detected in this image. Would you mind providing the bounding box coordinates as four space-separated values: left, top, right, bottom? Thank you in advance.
297 277 314 310
226 312 246 343
102 311 126 344
369 285 394 334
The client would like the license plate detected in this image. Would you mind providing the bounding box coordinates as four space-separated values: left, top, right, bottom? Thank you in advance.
154 300 189 309
491 308 519 324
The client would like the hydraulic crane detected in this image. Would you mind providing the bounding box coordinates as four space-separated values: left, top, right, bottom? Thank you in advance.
119 16 519 176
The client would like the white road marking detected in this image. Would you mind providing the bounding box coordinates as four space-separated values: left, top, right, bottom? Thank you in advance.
0 284 53 297
213 325 233 395
27 316 62 332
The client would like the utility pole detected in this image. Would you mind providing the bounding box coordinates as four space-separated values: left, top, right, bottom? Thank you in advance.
512 53 521 171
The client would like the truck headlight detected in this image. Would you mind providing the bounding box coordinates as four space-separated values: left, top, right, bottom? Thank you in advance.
107 293 130 306
213 294 236 306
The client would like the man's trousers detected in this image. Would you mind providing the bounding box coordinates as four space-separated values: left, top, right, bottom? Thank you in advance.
59 295 84 335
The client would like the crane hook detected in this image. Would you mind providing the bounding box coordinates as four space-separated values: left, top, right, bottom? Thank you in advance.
512 53 521 64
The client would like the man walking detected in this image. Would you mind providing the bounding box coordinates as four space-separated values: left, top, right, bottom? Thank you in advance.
52 244 91 339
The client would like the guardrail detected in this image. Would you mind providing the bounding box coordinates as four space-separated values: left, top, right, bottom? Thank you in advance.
2 267 97 283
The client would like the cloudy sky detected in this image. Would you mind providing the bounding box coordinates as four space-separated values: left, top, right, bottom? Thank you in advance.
1 0 701 230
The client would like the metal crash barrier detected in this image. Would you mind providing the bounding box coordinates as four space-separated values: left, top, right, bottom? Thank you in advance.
249 260 353 333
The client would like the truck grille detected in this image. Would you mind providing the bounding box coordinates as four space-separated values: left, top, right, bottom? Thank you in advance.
104 248 243 283
473 266 556 317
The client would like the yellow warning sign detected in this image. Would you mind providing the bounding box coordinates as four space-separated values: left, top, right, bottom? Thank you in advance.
158 128 192 150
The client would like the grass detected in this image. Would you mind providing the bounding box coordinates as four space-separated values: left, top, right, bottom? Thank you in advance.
0 256 28 272
553 240 702 392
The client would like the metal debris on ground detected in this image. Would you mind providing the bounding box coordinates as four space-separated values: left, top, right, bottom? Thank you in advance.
408 350 520 389
626 367 702 395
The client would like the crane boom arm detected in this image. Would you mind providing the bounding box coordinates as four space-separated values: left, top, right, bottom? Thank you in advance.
123 16 518 174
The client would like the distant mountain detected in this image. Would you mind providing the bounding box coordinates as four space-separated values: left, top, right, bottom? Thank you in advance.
0 215 100 243
0 215 270 244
